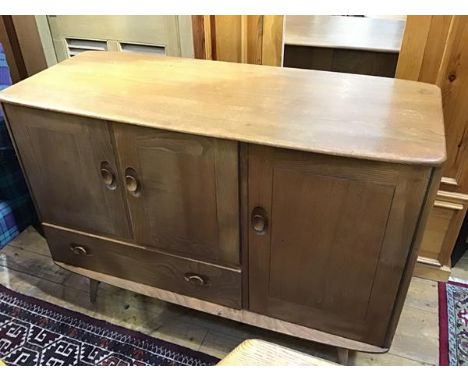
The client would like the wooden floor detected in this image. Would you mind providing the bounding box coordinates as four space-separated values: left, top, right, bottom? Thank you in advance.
1 226 467 365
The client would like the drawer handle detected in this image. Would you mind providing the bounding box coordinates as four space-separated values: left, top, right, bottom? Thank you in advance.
100 161 117 190
125 167 141 196
251 206 268 234
70 244 89 256
184 273 209 287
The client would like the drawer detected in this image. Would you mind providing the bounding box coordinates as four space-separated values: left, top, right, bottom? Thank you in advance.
43 225 242 309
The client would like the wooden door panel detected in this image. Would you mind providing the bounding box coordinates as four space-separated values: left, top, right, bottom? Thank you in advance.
268 168 394 320
4 105 131 238
113 123 240 267
248 145 430 346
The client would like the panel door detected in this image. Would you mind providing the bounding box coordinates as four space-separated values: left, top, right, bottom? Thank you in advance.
248 145 431 346
4 105 131 239
113 123 240 267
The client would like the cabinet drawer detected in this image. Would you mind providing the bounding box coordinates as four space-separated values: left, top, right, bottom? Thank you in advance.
43 225 242 309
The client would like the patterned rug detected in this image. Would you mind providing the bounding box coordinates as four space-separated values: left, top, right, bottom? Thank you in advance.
439 280 468 366
0 284 218 365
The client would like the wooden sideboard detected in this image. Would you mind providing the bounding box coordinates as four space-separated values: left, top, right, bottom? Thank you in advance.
283 16 405 77
0 52 445 357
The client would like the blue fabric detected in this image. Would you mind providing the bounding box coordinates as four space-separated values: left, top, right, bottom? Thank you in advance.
0 43 37 248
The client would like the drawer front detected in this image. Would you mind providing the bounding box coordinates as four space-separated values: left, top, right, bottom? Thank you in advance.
43 225 242 309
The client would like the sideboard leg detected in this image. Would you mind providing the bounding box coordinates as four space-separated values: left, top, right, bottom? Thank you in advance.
89 279 99 304
337 347 349 365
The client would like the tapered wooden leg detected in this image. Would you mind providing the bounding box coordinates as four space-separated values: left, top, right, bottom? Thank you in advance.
337 347 349 365
89 279 99 304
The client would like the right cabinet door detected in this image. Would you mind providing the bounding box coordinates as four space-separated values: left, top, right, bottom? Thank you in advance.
248 145 430 346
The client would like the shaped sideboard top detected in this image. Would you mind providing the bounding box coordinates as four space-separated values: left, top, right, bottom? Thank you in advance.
0 51 446 166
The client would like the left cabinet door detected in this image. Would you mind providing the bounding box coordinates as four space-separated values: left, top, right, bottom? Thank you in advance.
4 105 131 239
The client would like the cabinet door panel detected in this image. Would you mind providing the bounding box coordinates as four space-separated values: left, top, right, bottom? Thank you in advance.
5 105 131 238
248 145 430 346
268 168 394 320
113 123 240 267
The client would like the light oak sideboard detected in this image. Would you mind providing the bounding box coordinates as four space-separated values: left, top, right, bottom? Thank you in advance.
0 52 445 361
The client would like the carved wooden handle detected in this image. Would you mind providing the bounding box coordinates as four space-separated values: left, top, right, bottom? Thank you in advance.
184 273 209 287
70 244 89 256
125 175 139 192
100 161 116 190
251 206 267 234
125 167 141 195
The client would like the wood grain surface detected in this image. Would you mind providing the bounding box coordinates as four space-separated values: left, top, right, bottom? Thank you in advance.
44 224 242 309
52 259 387 353
112 122 240 267
4 105 131 239
0 51 445 166
285 16 405 53
0 226 446 364
217 339 337 366
248 145 431 346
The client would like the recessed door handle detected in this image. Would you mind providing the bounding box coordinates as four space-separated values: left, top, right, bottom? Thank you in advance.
124 167 141 196
100 161 116 190
251 206 268 234
70 244 90 256
125 175 139 193
184 273 209 287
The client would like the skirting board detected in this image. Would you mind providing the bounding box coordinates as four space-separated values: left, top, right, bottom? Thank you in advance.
414 261 450 282
55 260 387 354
